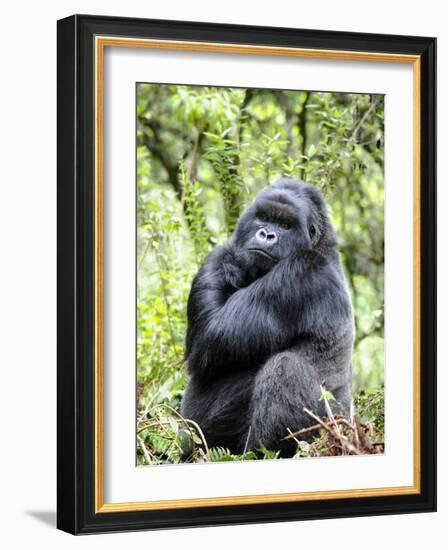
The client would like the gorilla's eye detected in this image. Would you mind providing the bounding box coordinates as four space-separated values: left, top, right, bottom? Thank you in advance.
279 221 291 230
309 224 316 238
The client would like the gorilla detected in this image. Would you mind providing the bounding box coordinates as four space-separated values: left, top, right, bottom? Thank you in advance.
181 179 354 457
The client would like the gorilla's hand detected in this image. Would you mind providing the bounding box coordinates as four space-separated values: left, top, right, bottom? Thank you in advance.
220 246 251 290
219 244 270 292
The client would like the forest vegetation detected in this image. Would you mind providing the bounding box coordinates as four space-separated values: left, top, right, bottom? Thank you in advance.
136 84 385 464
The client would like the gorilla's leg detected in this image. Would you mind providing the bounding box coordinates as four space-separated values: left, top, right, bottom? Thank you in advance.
181 370 256 455
250 351 325 457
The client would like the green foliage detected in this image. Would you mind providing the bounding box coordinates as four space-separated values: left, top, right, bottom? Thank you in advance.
179 159 212 264
293 440 312 458
319 390 336 402
355 387 385 434
136 84 385 464
204 130 245 235
208 447 259 462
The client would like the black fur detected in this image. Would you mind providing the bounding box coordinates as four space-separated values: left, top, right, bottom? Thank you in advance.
181 179 354 457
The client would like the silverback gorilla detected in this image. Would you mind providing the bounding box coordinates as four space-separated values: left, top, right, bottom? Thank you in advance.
181 179 354 457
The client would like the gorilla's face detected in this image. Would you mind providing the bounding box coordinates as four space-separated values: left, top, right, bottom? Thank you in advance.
233 179 335 276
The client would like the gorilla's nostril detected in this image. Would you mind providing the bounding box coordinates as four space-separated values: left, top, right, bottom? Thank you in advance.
256 228 267 242
266 232 277 243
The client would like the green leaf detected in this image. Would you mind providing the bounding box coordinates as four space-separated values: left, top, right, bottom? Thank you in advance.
319 390 336 401
307 144 317 157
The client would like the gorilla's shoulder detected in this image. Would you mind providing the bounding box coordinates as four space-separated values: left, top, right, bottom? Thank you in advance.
196 242 238 279
205 242 235 265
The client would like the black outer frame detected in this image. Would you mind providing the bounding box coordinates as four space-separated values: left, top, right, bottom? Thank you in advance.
57 14 437 535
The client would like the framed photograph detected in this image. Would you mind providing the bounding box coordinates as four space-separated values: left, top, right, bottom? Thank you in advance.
57 14 436 534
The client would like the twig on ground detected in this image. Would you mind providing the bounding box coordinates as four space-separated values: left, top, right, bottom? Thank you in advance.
320 384 345 454
281 417 354 441
303 407 361 455
137 435 154 465
243 426 252 455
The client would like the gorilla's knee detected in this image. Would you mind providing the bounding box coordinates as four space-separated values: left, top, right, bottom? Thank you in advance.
255 351 318 391
250 352 325 455
256 352 298 382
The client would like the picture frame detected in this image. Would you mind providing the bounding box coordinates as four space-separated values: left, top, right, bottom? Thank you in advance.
57 14 436 534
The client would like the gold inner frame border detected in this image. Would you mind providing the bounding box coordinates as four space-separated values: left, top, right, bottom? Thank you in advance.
94 35 421 513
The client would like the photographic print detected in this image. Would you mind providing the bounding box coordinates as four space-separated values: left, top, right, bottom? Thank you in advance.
136 84 385 465
58 16 436 533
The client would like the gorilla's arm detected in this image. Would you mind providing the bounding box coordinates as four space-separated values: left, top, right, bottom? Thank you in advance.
186 245 351 383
